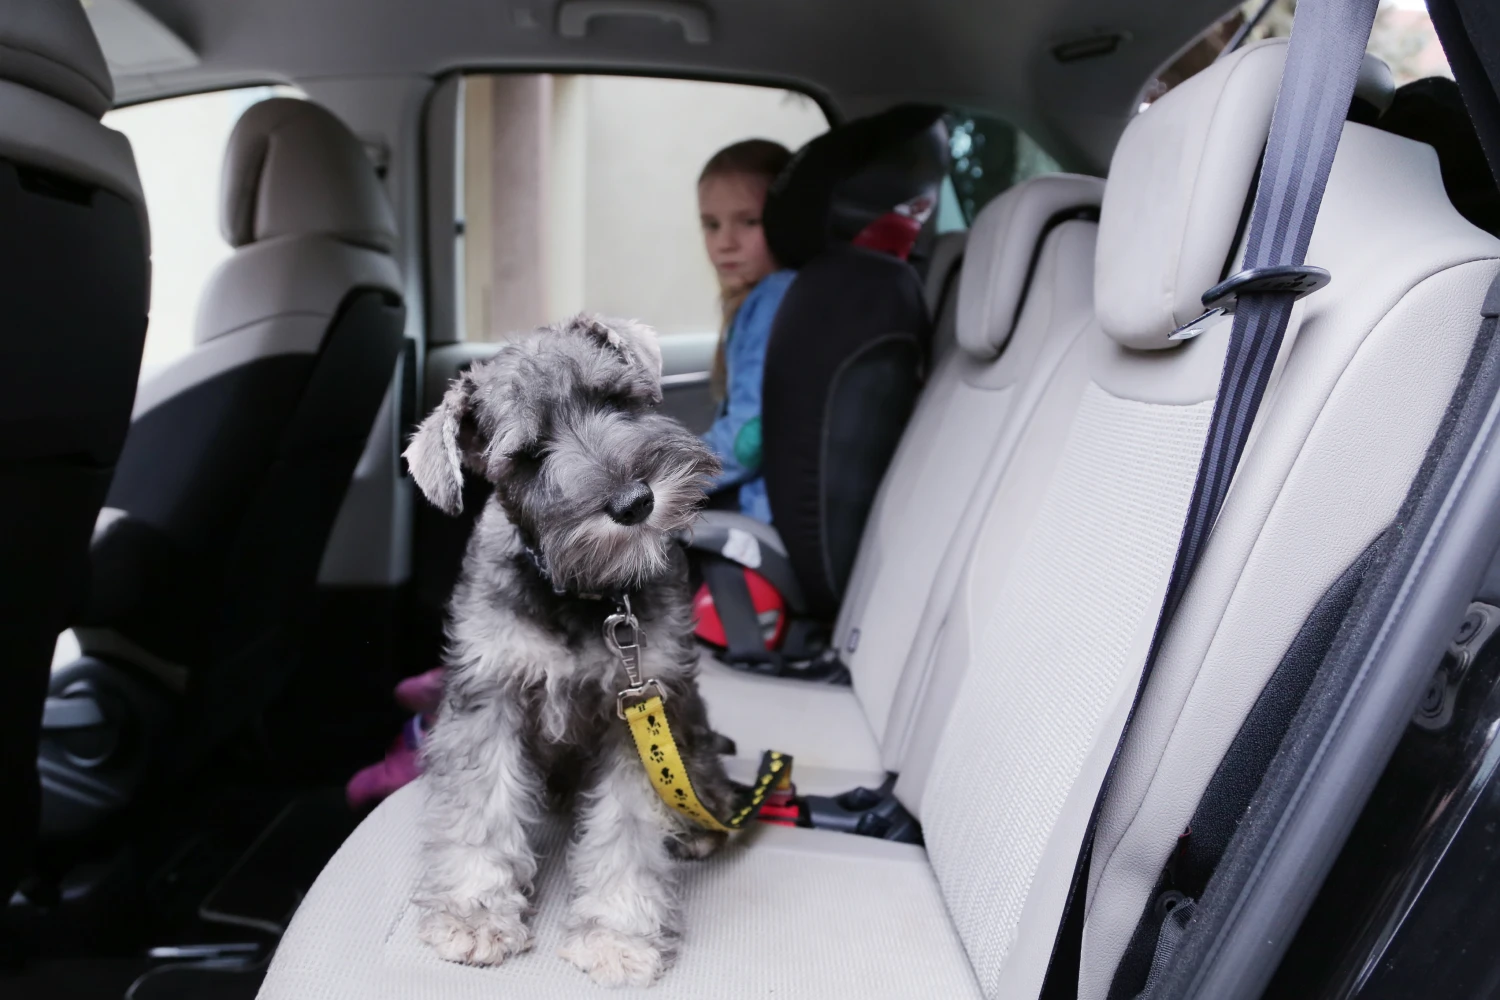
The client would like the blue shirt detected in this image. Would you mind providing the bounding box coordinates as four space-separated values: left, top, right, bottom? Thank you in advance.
703 269 795 523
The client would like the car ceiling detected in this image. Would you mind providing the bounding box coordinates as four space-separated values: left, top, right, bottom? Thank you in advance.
98 0 1237 171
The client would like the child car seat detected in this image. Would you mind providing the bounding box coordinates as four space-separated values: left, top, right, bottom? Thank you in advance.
689 105 950 671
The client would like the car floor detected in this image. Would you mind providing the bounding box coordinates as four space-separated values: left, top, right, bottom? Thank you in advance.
5 784 362 1000
5 589 422 999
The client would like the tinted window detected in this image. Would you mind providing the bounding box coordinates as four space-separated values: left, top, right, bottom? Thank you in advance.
944 112 1061 224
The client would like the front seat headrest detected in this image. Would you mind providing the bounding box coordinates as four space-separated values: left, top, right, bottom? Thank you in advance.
764 104 950 269
220 97 397 253
1377 75 1500 235
0 0 114 117
1350 51 1396 123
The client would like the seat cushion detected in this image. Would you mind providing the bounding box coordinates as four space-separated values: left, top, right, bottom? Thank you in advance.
695 656 886 795
259 780 981 1000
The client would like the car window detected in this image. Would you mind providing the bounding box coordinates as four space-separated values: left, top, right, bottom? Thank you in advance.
455 74 827 342
104 86 303 383
1138 0 1453 111
944 112 1062 224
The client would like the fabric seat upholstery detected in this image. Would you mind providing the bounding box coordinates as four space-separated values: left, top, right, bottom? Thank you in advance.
892 41 1498 999
260 40 1498 1000
259 780 983 1000
697 172 1103 788
0 0 149 900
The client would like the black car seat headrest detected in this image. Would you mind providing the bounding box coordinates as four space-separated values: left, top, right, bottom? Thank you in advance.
1376 76 1500 236
764 104 950 269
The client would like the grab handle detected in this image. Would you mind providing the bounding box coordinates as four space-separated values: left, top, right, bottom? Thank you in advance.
556 0 711 44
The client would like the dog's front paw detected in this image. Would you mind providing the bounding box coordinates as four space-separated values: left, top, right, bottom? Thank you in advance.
666 827 727 860
418 904 532 966
559 926 668 988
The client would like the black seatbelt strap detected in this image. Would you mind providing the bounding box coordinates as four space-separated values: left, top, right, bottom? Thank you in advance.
701 556 784 671
1038 2 1382 995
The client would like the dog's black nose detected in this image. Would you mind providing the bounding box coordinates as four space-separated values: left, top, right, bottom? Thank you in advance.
607 481 655 525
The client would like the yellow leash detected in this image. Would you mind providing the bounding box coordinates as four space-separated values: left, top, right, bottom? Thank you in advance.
605 598 793 831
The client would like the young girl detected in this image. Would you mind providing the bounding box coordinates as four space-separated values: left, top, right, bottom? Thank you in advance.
698 139 795 524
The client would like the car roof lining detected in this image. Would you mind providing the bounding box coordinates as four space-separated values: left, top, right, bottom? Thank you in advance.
101 0 1245 173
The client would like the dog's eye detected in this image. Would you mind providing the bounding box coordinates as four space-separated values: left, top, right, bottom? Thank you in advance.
601 388 648 412
507 444 546 466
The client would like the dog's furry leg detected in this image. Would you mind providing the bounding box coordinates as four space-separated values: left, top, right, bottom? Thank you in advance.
414 694 541 966
559 740 681 987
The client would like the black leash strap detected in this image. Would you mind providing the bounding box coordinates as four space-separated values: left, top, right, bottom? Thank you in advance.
1039 3 1382 995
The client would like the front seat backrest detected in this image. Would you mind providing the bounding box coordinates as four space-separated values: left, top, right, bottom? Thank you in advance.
78 98 405 751
0 0 150 899
760 105 949 619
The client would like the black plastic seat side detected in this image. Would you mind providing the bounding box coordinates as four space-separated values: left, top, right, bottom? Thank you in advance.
80 289 405 759
761 245 929 618
0 158 148 892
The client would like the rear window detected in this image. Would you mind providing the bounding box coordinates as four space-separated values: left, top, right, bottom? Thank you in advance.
942 112 1062 226
454 74 827 342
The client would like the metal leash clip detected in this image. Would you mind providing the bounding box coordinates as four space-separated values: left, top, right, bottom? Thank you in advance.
606 595 665 718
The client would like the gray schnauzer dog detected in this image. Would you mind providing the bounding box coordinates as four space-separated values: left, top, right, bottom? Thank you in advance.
404 314 740 987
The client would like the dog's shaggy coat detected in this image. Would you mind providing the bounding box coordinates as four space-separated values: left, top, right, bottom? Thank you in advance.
404 315 739 987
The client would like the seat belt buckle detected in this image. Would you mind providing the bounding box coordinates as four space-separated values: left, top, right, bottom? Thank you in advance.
756 784 800 827
1169 264 1331 341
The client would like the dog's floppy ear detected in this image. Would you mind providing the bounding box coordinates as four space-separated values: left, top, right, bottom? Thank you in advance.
404 373 477 516
578 314 664 404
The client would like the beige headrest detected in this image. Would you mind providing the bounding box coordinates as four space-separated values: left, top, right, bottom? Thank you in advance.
0 0 113 117
220 98 397 253
956 173 1104 359
1095 40 1291 349
1096 40 1397 350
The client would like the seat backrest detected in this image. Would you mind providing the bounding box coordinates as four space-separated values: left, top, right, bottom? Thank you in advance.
830 172 1103 752
0 0 150 900
82 99 405 725
871 39 1497 1000
759 105 949 618
1078 60 1500 1000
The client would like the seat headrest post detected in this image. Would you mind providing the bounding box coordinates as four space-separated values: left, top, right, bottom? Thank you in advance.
220 98 397 253
0 0 114 117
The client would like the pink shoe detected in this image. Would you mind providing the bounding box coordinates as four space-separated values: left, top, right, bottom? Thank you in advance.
394 667 444 714
345 668 443 809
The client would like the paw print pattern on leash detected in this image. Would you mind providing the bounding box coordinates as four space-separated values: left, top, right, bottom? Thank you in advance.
623 692 792 832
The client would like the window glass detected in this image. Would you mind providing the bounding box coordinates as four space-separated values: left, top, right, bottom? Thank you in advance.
456 75 827 342
945 113 1062 224
103 86 302 382
1138 0 1453 111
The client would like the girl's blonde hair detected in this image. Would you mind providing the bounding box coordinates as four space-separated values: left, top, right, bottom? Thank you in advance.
699 139 792 399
